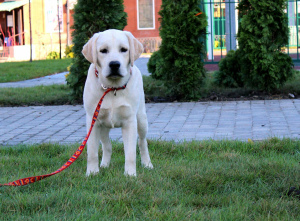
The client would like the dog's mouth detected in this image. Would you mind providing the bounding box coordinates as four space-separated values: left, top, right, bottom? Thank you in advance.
107 72 123 79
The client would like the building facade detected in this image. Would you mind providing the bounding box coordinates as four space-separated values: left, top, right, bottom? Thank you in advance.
0 0 161 61
123 0 162 53
0 0 75 61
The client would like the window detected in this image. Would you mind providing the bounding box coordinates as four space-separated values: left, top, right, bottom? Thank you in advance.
137 0 155 29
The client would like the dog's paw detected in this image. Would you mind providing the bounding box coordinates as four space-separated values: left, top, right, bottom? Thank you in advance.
142 161 153 169
86 168 99 177
124 170 137 177
100 162 110 168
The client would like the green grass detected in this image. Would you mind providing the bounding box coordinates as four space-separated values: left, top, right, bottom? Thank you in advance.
0 76 168 107
202 70 300 99
1 138 299 220
280 70 300 94
0 59 72 83
143 75 169 101
0 85 75 106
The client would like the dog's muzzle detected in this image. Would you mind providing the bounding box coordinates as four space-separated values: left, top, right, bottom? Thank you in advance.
108 61 123 79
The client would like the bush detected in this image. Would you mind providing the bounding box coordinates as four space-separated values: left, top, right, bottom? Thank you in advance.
148 0 207 100
218 0 294 91
237 0 294 91
64 45 74 58
66 0 127 99
46 51 60 60
147 51 164 80
214 50 244 88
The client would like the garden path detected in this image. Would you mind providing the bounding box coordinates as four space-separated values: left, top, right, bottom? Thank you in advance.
0 99 299 145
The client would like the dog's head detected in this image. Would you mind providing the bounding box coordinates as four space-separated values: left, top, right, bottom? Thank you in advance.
82 29 143 86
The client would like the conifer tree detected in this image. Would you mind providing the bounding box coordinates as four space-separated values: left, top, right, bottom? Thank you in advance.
67 0 127 99
148 0 207 100
216 0 294 91
237 0 293 91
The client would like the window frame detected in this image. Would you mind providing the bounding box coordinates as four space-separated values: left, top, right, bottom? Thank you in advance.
137 0 155 30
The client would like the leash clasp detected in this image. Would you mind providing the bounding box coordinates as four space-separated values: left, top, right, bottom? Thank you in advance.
102 84 117 96
101 84 107 90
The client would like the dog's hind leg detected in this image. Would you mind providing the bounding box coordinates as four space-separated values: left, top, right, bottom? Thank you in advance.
137 107 153 169
99 127 112 168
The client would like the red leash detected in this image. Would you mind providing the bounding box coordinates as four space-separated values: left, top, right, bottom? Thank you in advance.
0 85 126 187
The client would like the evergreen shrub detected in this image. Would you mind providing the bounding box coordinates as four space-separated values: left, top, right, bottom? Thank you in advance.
218 0 294 91
148 0 207 100
147 51 164 80
214 50 244 88
66 0 127 99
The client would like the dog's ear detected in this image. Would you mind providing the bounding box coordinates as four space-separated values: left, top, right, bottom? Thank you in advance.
82 33 100 64
124 31 144 67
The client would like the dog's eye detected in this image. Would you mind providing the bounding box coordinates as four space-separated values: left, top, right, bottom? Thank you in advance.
100 49 108 54
121 48 128 53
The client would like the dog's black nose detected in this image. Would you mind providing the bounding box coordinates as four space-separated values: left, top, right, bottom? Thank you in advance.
109 61 121 70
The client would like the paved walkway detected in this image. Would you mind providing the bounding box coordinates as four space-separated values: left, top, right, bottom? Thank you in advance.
0 99 299 146
0 72 69 88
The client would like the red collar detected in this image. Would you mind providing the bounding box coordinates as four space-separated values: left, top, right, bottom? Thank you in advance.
101 81 128 96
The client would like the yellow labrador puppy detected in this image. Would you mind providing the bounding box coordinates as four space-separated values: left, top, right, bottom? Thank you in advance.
82 29 153 176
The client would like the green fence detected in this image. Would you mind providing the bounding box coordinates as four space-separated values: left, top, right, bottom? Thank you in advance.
286 0 300 61
202 0 300 64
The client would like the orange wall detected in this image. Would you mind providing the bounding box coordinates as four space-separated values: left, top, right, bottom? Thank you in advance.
123 0 161 38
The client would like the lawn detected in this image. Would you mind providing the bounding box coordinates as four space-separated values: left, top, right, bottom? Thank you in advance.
0 59 72 83
0 85 74 106
1 139 299 220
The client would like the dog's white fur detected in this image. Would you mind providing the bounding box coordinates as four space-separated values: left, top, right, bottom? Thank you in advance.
82 29 153 176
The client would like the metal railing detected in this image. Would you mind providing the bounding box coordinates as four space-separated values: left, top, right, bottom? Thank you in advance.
201 0 300 64
286 0 300 62
0 24 25 59
138 37 162 53
200 0 239 63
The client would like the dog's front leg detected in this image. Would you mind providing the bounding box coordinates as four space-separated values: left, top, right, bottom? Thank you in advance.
86 117 101 176
99 126 112 168
122 119 137 176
